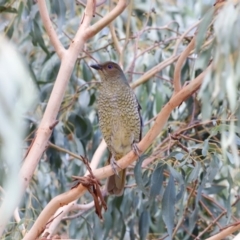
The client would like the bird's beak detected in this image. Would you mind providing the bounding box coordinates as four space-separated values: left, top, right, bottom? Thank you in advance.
90 64 102 71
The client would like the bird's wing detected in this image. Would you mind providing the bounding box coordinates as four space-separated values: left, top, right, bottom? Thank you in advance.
135 95 143 141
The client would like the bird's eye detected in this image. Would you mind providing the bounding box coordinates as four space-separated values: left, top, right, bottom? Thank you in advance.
107 65 112 69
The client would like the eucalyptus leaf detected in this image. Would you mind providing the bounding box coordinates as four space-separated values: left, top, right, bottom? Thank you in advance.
202 139 209 156
162 175 176 239
187 161 201 183
168 166 185 202
150 163 165 198
134 156 148 194
139 209 150 240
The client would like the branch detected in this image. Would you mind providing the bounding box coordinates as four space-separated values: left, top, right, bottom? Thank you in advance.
173 20 200 56
109 22 122 63
130 55 179 89
76 0 103 17
206 223 240 240
84 0 128 39
38 0 66 58
173 36 196 95
22 62 212 240
87 139 107 172
14 207 26 236
108 0 123 65
138 64 211 154
62 201 95 220
49 142 86 162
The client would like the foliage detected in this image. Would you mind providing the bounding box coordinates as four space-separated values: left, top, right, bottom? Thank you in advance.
1 0 240 239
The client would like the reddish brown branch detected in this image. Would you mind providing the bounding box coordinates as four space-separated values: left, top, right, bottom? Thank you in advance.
173 37 196 95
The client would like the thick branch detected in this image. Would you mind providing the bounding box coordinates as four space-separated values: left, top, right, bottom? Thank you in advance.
38 0 66 58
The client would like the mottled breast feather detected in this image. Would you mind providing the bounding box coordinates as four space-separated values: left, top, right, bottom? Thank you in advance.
98 79 142 159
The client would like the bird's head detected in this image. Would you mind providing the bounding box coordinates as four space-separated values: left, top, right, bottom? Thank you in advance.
90 61 128 84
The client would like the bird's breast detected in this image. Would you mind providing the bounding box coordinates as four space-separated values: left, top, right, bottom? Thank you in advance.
97 85 141 157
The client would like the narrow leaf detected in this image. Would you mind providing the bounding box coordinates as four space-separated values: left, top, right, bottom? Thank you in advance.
187 206 199 235
196 8 214 53
168 166 185 202
188 161 201 183
150 164 165 198
206 154 220 183
202 139 209 156
162 175 176 239
134 156 147 194
139 209 150 240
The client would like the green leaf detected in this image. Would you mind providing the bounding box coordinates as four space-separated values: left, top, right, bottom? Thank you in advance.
30 20 49 55
150 163 165 198
168 166 185 202
206 154 220 183
113 194 124 211
154 91 163 113
162 174 176 239
187 206 199 235
187 161 201 183
139 209 150 240
16 2 24 23
128 219 135 240
64 113 92 141
134 156 148 194
203 185 225 195
202 139 209 156
196 8 214 53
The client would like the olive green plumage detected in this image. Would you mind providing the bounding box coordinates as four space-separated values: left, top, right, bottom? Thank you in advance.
91 61 142 196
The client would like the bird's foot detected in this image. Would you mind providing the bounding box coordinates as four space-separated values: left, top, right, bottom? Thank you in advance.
110 156 122 177
132 142 142 157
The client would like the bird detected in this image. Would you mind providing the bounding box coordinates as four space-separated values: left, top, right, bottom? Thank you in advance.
90 61 142 196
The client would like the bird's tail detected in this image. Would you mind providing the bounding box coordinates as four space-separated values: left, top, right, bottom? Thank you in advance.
106 168 126 196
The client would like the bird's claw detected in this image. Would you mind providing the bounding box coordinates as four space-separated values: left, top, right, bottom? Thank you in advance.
132 142 141 157
110 156 122 177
